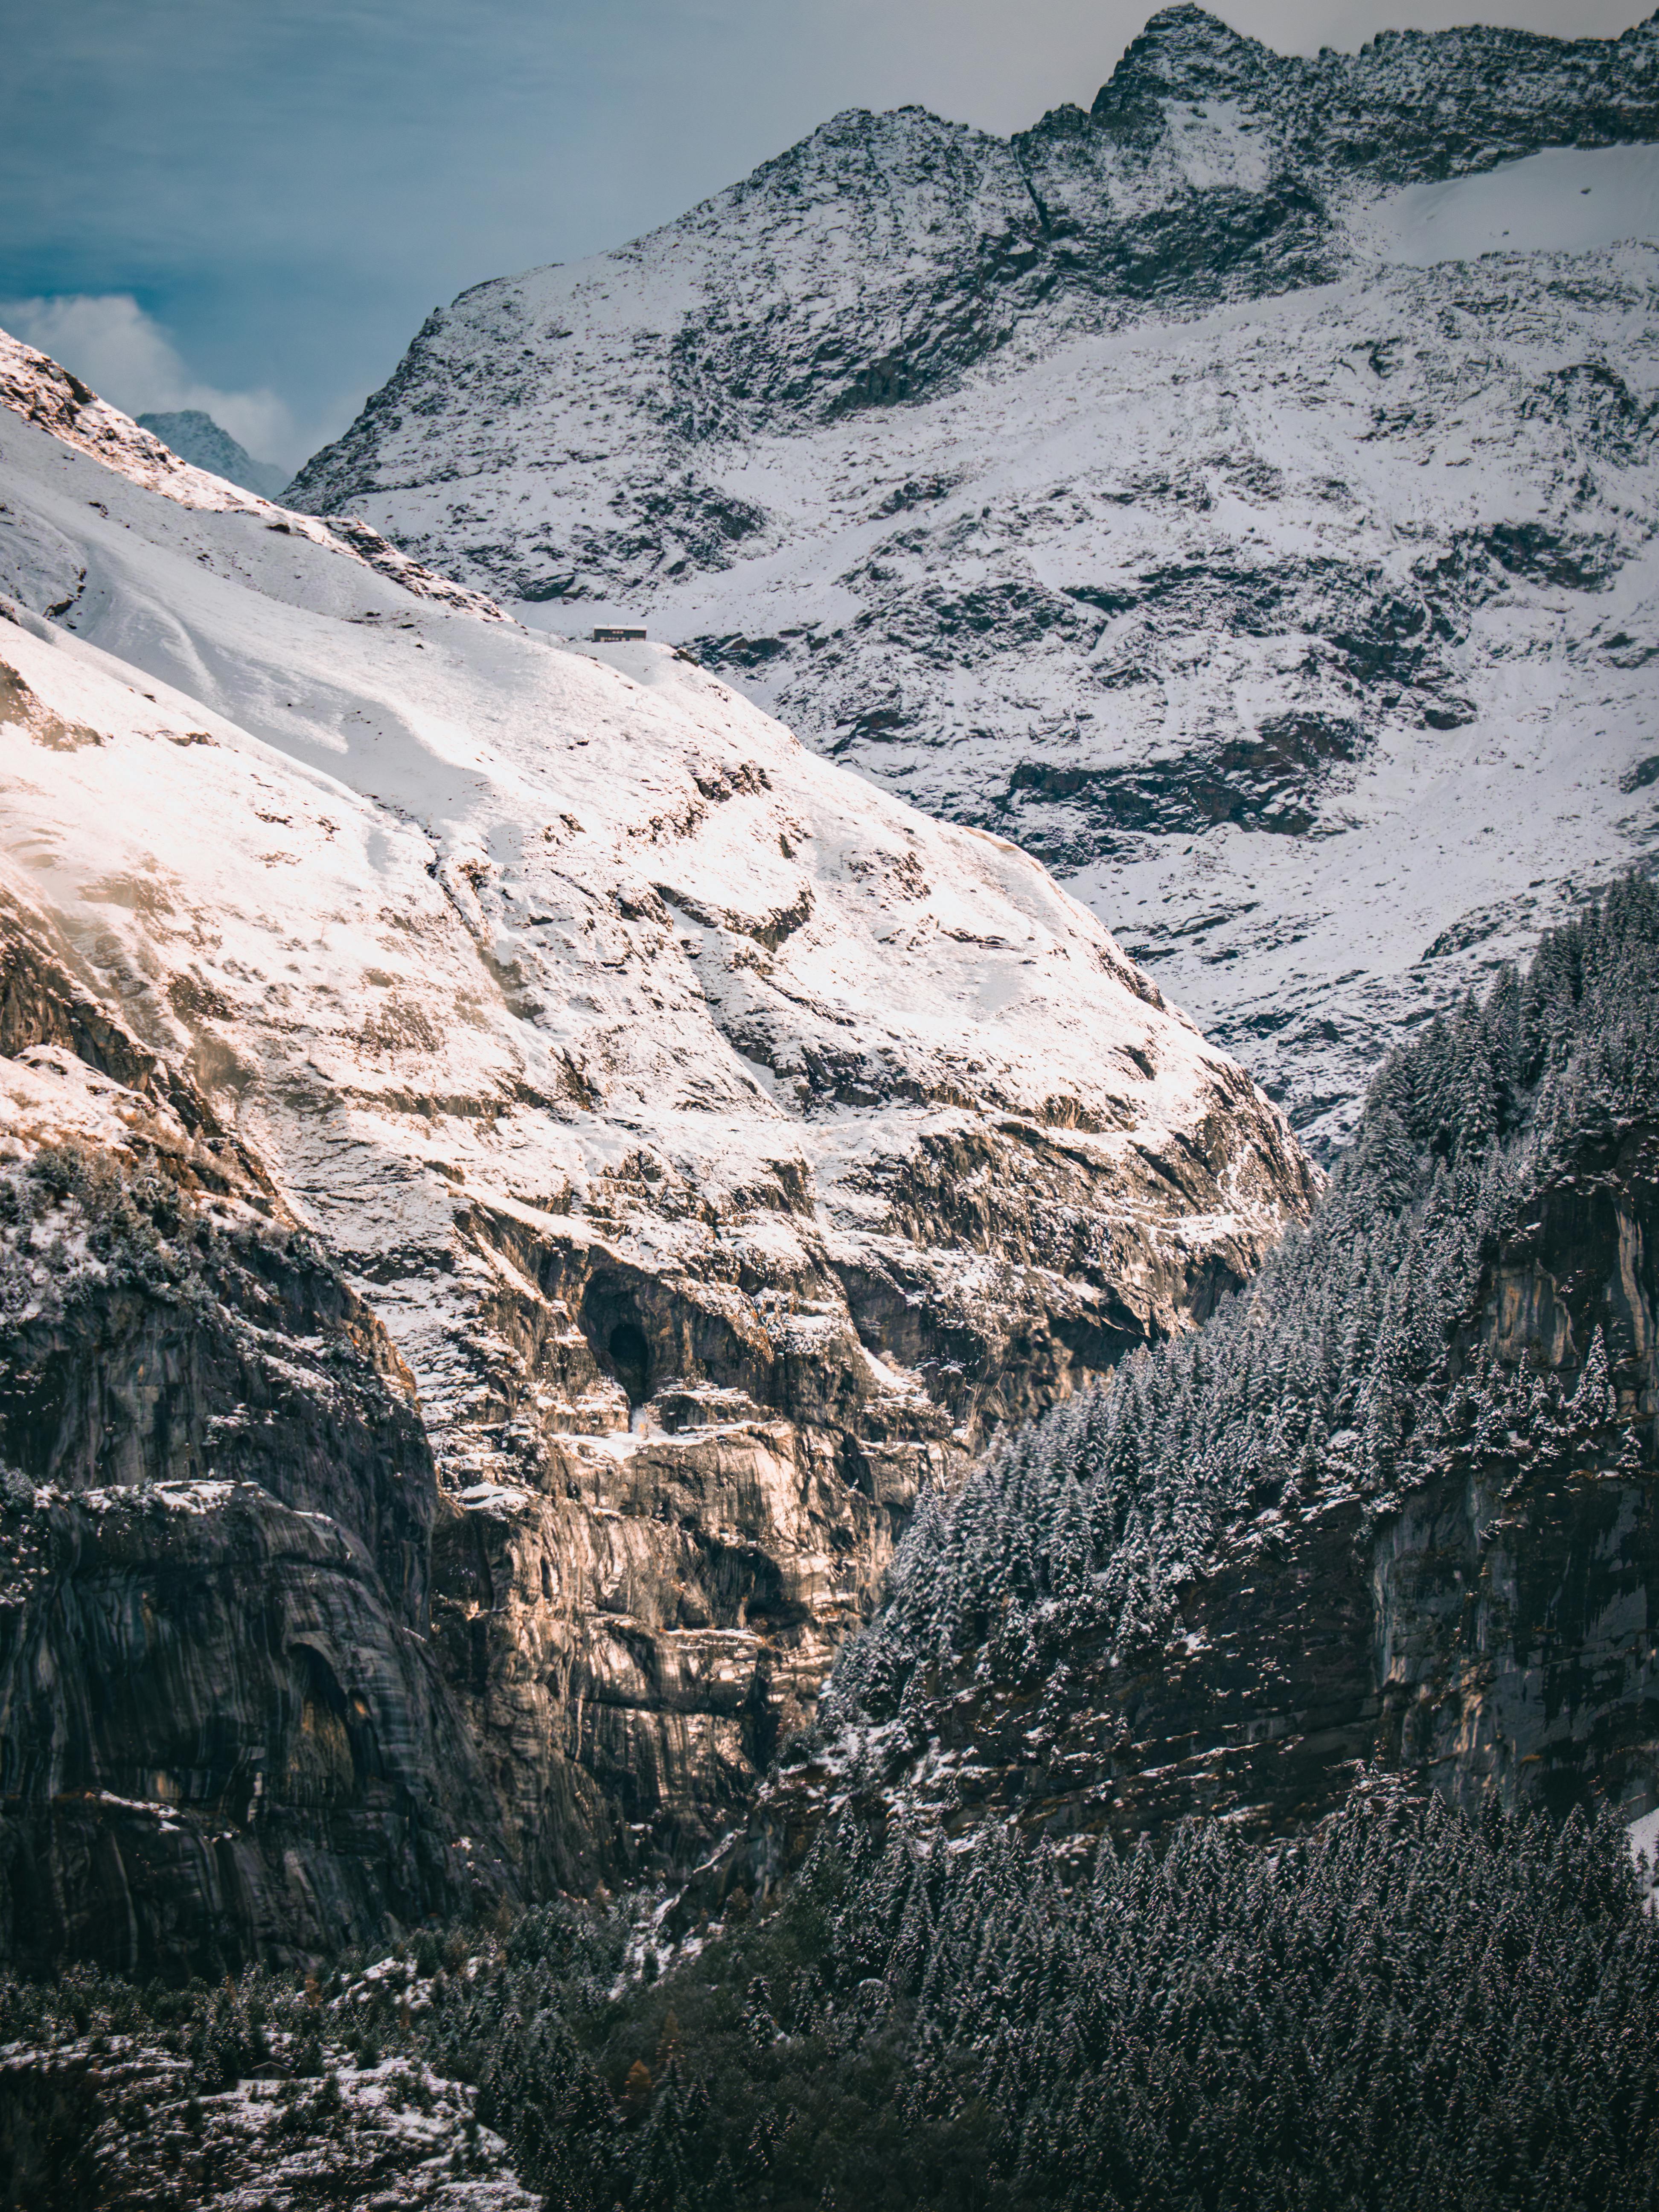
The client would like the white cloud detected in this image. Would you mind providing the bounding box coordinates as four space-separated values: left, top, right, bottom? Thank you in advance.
0 294 294 466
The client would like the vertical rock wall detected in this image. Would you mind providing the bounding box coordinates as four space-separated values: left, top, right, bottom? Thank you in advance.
0 1025 512 1974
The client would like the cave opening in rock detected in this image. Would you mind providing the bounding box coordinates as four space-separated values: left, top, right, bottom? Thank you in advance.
578 1275 661 1410
608 1320 652 1407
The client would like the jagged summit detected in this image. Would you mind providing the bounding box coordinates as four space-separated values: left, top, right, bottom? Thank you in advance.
286 6 1659 521
282 9 1659 1150
1092 3 1659 156
1092 3 1274 114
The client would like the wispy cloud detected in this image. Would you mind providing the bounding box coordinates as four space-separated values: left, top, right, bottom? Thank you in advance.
0 294 294 465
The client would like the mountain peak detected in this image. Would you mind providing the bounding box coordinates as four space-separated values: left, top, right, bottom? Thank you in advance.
1130 2 1266 60
134 407 289 501
1092 4 1276 119
281 13 1659 1156
736 98 987 202
0 328 1313 1936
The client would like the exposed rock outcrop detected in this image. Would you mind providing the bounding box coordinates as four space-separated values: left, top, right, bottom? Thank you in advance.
0 1045 512 1977
732 903 1659 1889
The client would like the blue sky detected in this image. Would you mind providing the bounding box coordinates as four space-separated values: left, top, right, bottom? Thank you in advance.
1 0 1643 469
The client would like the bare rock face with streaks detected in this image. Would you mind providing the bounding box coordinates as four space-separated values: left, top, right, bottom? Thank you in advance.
731 1066 1659 1894
0 1034 512 1978
0 332 1310 1955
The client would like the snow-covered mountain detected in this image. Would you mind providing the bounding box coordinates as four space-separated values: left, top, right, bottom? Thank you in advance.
0 329 1307 1959
136 408 291 500
288 6 1659 1146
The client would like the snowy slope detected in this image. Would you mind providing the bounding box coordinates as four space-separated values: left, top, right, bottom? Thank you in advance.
1351 142 1659 264
0 328 1308 1878
286 7 1659 1144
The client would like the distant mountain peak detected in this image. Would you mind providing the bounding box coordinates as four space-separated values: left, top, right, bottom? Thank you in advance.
135 407 289 501
1105 3 1274 86
1087 8 1274 135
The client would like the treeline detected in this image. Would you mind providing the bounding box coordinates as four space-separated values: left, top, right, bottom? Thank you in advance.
825 873 1658 1728
5 1793 1659 2210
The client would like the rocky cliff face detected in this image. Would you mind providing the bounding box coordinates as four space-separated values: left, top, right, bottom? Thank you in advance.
284 7 1659 1144
0 331 1310 1960
0 1034 512 1978
736 894 1659 1884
